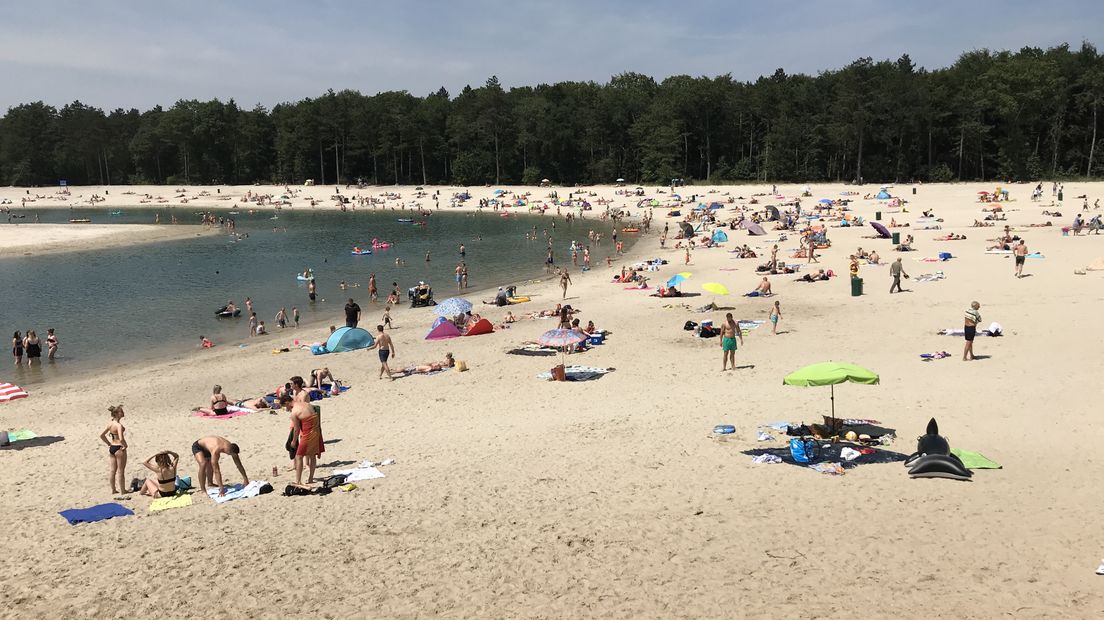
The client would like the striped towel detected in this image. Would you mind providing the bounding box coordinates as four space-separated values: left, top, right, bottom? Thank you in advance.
0 383 28 403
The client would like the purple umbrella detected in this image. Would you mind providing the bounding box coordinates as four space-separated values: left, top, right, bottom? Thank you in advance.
870 221 891 239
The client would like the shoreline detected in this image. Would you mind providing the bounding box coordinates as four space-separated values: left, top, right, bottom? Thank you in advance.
0 223 217 257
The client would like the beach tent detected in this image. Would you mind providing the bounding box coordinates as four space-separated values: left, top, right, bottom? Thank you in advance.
766 205 780 221
323 327 374 353
430 316 449 329
743 222 766 236
679 222 695 238
711 229 729 243
870 221 891 238
708 202 723 210
426 321 461 340
875 189 892 199
464 318 494 336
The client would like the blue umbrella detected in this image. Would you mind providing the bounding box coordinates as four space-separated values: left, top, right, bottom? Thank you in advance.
434 297 473 317
818 198 833 204
667 273 689 287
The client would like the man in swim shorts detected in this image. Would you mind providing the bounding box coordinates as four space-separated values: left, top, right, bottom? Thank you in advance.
1013 240 1028 278
719 312 744 371
367 324 396 380
191 435 249 498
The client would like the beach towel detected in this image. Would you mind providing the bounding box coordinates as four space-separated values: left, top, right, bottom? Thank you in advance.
950 448 1002 469
507 346 557 356
207 480 268 504
536 366 613 381
332 465 386 483
0 382 28 402
59 502 134 525
5 430 37 442
193 405 255 419
149 493 193 513
914 272 946 283
623 285 652 291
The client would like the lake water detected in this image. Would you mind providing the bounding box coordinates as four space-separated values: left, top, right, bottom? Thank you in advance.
2 206 634 384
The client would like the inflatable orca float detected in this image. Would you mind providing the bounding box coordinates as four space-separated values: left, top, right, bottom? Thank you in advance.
904 418 972 481
215 306 241 318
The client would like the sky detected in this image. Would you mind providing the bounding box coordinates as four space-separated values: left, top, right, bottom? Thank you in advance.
0 0 1101 112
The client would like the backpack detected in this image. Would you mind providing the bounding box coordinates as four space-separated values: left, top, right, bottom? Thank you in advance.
683 321 698 331
789 438 820 464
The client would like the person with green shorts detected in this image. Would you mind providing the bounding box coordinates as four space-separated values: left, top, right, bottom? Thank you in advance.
720 312 744 371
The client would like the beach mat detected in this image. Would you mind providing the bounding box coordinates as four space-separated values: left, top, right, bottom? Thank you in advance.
192 406 255 419
332 465 386 483
59 502 134 525
207 480 269 504
742 443 908 470
508 348 557 356
950 448 1002 469
536 366 613 381
149 493 193 513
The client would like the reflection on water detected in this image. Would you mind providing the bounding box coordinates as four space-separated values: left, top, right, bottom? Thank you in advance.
2 207 633 385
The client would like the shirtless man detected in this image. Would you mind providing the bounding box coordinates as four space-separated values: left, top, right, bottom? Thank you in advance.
1013 239 1028 278
753 277 772 296
719 312 744 371
307 279 317 302
191 436 249 497
368 324 396 380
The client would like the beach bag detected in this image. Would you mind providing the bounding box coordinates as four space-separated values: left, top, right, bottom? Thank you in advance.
789 438 819 464
321 474 347 490
283 485 311 497
457 361 468 372
551 364 567 381
683 321 697 331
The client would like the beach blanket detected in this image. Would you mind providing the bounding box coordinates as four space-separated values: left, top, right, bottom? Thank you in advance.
193 405 255 419
59 502 134 525
507 345 557 356
333 465 386 483
396 367 450 379
207 480 268 504
536 366 613 381
742 443 907 471
950 448 1002 469
149 493 193 513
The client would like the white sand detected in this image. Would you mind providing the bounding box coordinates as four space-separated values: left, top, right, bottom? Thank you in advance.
2 181 1104 617
0 223 214 256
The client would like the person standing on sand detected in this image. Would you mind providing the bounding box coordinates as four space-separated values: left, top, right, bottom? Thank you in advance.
769 301 782 334
685 246 691 265
720 313 744 371
308 279 317 302
191 436 248 498
368 325 396 380
1013 240 1028 278
889 258 908 293
368 274 378 301
248 312 258 337
963 301 981 361
99 405 128 494
560 269 573 299
280 394 323 485
344 298 361 328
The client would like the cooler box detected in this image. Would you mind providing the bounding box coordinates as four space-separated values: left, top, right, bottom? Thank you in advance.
589 333 604 345
850 277 863 297
938 252 952 261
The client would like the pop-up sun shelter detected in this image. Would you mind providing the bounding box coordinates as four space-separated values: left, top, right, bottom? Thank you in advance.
464 318 494 336
426 321 461 340
315 326 374 354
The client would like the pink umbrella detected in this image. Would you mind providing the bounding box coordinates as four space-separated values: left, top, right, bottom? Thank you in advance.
539 328 586 367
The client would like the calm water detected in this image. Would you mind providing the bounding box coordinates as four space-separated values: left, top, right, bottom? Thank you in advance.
2 207 633 384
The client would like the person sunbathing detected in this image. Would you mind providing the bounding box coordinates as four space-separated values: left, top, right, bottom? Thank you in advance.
752 277 773 296
796 269 829 282
403 353 456 375
140 451 180 498
502 311 517 323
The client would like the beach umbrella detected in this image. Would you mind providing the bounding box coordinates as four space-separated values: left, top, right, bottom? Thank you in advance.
539 328 587 368
434 297 473 317
666 272 690 287
783 362 879 430
678 221 695 238
0 382 28 403
818 198 833 204
870 221 891 238
701 282 729 296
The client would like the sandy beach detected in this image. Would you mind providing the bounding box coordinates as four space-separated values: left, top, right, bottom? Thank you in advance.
3 181 1104 617
0 223 215 257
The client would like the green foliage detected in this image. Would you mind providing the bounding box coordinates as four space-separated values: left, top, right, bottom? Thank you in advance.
1 43 1103 186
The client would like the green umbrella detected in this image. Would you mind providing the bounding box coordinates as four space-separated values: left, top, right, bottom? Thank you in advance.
783 362 879 429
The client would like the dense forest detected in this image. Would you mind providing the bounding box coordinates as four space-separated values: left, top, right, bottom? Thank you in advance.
1 43 1102 187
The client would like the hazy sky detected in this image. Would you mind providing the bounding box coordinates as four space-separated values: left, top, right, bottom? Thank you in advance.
0 0 1100 112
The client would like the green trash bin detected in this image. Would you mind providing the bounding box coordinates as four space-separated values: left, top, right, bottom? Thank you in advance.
891 232 900 245
851 277 863 297
1058 190 1064 202
875 211 882 221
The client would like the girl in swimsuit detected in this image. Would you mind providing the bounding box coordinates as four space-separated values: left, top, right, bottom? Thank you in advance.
140 451 180 498
11 331 22 365
46 328 58 360
99 405 128 494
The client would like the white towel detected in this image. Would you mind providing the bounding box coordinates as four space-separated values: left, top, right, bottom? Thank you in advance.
207 480 267 504
333 466 385 483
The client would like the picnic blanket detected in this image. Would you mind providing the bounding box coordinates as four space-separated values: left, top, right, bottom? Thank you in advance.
742 443 907 471
950 448 1002 469
536 366 613 381
149 493 193 513
333 464 387 483
192 405 255 419
59 502 134 525
207 480 268 504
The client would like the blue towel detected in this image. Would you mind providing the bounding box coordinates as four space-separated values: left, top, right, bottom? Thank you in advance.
59 502 134 525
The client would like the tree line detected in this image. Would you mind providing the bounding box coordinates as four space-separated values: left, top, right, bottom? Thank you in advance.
1 43 1101 187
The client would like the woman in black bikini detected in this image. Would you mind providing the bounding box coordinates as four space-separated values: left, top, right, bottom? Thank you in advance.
210 385 230 416
24 330 41 366
98 405 128 494
11 331 22 366
140 451 180 498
